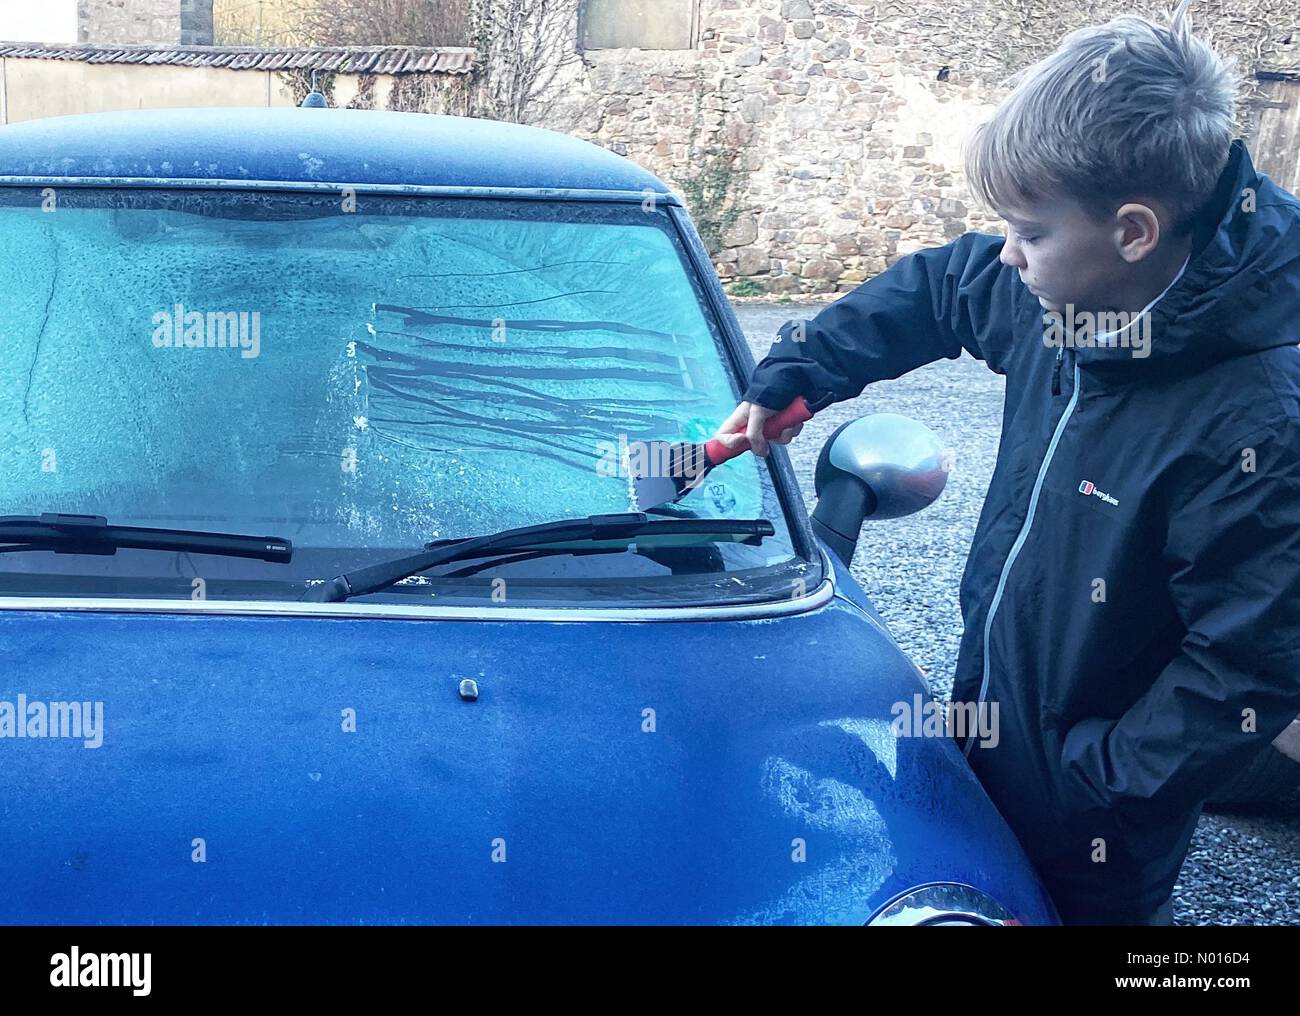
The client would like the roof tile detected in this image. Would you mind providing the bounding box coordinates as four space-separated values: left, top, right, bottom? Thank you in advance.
0 43 476 75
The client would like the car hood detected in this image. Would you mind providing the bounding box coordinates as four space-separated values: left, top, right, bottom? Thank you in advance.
0 595 1054 924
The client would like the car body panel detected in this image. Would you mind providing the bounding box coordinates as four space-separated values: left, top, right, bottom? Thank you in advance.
0 107 672 197
0 580 1056 925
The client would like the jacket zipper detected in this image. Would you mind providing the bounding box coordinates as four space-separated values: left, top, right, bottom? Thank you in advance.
963 358 1082 758
1052 347 1082 405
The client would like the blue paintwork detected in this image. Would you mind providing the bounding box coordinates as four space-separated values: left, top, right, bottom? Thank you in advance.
0 107 1060 924
0 107 672 195
0 586 1056 925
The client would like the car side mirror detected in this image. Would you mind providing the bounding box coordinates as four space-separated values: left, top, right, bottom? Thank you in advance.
811 414 953 568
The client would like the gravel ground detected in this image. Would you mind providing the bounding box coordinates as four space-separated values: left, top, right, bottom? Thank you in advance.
732 299 1300 926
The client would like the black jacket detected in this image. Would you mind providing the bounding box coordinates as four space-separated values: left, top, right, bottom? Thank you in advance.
743 139 1300 922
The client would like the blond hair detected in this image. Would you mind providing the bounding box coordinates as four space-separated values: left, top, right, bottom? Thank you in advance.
963 1 1239 236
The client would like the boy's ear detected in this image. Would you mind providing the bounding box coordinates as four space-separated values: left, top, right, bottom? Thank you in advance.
1113 201 1164 263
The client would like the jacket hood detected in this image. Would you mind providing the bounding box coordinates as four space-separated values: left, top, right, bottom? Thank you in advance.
1076 138 1300 378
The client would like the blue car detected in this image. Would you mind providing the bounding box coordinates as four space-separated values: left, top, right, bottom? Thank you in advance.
0 102 1059 925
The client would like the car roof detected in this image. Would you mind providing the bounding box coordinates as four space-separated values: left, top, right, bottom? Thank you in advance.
0 106 677 201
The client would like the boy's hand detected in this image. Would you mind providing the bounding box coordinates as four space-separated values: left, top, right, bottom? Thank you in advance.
711 401 805 459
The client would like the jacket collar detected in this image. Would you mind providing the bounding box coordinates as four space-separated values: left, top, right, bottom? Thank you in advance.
1073 139 1300 379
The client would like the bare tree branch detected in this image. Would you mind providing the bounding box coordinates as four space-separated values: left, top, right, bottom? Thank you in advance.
287 0 472 47
470 0 584 124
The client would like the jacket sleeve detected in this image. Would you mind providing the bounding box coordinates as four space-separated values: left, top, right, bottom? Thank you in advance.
741 231 1018 412
1059 419 1300 827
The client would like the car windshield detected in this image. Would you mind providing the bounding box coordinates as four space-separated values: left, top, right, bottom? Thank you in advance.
0 187 808 607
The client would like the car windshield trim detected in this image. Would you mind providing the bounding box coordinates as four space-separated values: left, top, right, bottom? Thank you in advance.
0 550 834 622
0 177 678 204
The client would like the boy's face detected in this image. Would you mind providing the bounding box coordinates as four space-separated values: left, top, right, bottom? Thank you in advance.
995 195 1158 315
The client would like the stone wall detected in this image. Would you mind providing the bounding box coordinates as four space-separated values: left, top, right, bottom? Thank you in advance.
531 0 1299 296
78 0 213 46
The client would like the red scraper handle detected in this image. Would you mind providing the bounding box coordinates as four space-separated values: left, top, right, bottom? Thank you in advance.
704 396 813 466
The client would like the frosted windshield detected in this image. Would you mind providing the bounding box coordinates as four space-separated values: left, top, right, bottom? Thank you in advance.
0 189 796 602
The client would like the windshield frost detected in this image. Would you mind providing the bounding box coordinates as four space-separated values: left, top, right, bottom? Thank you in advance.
0 188 797 601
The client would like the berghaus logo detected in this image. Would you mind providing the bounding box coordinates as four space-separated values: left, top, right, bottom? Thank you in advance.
1078 480 1119 506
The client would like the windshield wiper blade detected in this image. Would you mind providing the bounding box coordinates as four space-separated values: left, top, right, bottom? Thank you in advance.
302 511 774 603
0 513 292 562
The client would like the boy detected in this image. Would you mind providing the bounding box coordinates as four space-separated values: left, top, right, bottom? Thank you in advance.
715 2 1300 924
